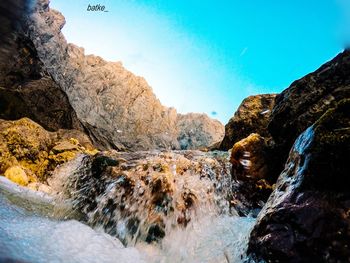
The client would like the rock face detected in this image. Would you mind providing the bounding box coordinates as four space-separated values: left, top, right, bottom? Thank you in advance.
248 100 350 262
177 113 224 150
8 0 223 151
268 49 350 174
219 94 276 151
0 34 84 132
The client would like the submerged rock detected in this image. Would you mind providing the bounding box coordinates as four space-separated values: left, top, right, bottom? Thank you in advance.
248 99 350 262
219 94 276 151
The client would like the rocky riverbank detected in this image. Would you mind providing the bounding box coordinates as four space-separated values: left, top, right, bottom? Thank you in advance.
0 0 349 262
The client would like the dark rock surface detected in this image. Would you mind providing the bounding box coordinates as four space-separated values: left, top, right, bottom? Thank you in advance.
268 49 350 175
0 32 83 132
248 99 350 263
219 94 276 151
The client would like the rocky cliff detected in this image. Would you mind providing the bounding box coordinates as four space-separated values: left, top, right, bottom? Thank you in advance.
177 113 224 150
0 0 223 151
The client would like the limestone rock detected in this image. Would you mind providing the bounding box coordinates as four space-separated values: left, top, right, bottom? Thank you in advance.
248 99 350 262
219 94 276 150
22 0 178 150
13 0 223 151
268 49 350 176
177 113 224 150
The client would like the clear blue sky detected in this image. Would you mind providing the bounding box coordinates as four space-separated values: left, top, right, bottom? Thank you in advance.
50 0 349 123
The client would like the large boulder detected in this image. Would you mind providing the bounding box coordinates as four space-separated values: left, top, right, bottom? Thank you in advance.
268 49 350 175
219 94 276 150
177 113 224 150
247 99 350 262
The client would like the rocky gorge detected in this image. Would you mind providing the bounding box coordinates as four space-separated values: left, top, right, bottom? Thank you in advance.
0 0 349 262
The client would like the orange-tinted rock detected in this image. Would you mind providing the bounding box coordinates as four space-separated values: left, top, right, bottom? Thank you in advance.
230 133 269 181
219 94 276 151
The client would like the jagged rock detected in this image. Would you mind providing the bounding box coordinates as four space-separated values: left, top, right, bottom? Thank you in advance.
268 49 350 176
8 0 222 151
219 94 276 151
177 113 224 150
0 117 97 183
248 99 350 262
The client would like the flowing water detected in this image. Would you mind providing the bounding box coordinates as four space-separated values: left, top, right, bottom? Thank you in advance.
0 151 256 263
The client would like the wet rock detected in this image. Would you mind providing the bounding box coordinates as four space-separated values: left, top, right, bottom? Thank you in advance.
59 150 234 244
230 133 270 181
219 94 276 151
177 113 224 150
0 118 97 183
248 99 350 263
268 49 350 177
228 133 274 216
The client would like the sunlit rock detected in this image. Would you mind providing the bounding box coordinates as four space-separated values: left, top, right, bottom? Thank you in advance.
219 94 276 151
176 113 224 150
4 165 29 186
0 118 97 183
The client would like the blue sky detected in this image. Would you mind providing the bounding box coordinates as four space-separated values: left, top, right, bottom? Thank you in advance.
50 0 349 123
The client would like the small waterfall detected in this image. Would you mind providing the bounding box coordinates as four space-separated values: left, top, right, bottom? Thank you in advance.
54 150 256 262
0 150 256 263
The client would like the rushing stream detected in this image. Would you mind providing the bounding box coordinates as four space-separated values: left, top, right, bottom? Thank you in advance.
0 151 256 263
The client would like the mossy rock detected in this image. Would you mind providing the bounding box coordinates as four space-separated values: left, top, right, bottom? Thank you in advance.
0 118 98 184
4 166 29 186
